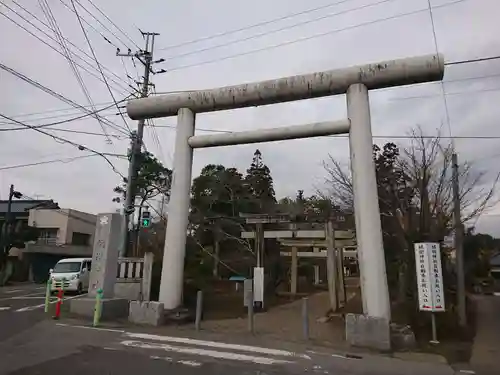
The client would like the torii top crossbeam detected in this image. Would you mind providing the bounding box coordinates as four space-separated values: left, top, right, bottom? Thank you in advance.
127 53 444 120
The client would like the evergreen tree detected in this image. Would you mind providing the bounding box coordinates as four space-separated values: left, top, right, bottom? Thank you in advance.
245 149 276 212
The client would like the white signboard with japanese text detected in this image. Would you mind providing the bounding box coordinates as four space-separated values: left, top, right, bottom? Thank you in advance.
414 242 445 312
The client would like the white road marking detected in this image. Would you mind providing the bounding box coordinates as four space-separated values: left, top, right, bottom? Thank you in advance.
125 332 310 359
15 293 87 312
122 340 292 365
10 296 45 300
0 306 11 311
178 359 203 367
3 289 22 294
150 355 202 367
56 323 125 333
0 292 45 301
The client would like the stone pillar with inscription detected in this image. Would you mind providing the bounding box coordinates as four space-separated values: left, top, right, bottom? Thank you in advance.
70 212 130 320
88 213 121 298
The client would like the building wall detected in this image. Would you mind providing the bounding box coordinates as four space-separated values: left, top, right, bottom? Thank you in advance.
65 209 97 245
28 209 69 244
28 208 97 245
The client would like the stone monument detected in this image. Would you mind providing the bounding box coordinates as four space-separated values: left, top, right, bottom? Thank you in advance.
70 212 129 319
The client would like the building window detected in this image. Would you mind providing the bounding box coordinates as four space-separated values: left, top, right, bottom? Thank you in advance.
71 232 90 246
38 229 58 244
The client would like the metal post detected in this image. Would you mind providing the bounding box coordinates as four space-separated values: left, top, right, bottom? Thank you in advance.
1 185 15 259
158 108 195 309
291 246 298 296
347 83 390 321
44 279 52 313
255 223 263 267
452 153 467 327
195 290 203 331
302 297 309 340
430 313 439 344
336 247 346 305
248 286 254 334
326 221 338 312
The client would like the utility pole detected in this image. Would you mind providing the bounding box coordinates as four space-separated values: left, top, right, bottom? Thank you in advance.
117 31 166 257
452 152 467 327
1 185 22 259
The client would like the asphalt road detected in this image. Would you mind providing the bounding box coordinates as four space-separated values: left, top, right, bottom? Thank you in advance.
0 283 50 342
0 284 457 375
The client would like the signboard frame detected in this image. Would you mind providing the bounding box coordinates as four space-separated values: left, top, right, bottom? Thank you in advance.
414 242 445 312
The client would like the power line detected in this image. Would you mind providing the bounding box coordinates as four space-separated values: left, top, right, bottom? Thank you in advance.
39 0 113 143
43 127 128 138
4 100 124 119
164 0 395 62
0 97 131 133
0 62 130 135
147 119 165 164
0 152 128 171
11 0 136 95
0 7 133 97
85 0 140 49
163 0 467 73
426 0 453 144
391 85 500 101
70 0 132 132
0 112 124 178
159 0 370 51
446 55 500 66
0 154 97 171
0 109 117 125
60 0 133 49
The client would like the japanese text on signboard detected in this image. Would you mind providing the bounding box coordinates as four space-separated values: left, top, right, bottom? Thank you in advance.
414 242 445 312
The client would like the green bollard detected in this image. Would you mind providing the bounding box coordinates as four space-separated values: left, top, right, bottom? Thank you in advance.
93 288 103 327
44 278 52 313
61 278 66 298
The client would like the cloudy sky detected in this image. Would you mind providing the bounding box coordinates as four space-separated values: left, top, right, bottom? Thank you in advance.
1 0 500 234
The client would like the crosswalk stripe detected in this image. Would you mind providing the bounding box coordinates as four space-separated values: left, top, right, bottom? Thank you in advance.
121 340 293 365
15 293 87 312
124 332 310 359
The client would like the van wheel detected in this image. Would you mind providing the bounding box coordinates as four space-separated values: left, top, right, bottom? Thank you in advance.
77 283 83 295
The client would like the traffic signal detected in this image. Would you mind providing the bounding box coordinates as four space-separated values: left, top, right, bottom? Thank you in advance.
141 211 151 228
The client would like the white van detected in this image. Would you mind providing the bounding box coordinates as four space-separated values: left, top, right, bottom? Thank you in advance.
49 258 92 294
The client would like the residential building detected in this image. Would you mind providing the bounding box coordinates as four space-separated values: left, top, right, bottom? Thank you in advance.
490 253 500 291
23 208 97 282
0 199 59 283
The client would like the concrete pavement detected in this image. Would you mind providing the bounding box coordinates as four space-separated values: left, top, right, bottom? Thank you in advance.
469 295 500 375
0 316 459 375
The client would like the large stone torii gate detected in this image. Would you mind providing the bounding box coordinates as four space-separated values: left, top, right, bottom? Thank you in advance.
127 54 444 327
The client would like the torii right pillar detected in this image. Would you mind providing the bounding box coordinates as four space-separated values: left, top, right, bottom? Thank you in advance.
346 83 391 350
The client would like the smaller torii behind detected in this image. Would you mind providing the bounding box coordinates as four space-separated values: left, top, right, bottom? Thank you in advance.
241 215 355 312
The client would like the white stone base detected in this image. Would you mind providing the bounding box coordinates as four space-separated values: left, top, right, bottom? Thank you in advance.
128 301 164 326
345 313 391 351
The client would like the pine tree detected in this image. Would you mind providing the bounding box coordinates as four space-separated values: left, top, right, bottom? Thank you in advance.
245 149 276 212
